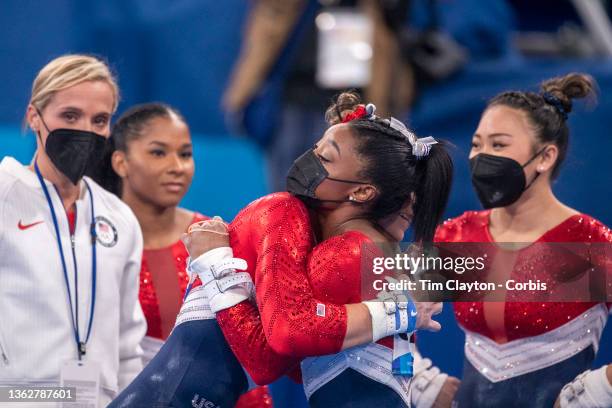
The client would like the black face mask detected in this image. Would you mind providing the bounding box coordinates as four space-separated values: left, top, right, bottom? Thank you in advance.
286 149 371 205
469 149 544 209
37 113 107 185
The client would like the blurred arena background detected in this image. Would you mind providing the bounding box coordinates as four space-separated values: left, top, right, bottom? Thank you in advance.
1 1 611 406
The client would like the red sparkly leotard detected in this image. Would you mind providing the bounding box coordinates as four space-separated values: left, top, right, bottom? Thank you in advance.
216 193 394 385
139 213 208 341
435 210 611 341
216 193 347 384
138 212 273 407
434 210 611 382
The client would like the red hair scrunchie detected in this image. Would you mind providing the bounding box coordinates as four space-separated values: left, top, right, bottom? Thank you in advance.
341 105 367 123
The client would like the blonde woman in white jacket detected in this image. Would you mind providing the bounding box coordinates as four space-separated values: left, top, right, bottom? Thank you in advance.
0 54 146 407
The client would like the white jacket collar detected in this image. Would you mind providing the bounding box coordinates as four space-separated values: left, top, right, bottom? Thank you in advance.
0 156 87 198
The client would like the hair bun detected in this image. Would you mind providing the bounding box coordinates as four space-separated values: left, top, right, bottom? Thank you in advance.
540 72 597 114
325 91 362 125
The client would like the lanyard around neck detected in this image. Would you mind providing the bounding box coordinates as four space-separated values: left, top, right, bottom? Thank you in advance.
34 161 97 360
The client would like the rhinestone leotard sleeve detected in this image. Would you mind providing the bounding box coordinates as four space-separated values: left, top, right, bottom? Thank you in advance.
216 193 349 384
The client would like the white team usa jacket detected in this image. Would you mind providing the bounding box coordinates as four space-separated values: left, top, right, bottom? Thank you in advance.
0 157 147 406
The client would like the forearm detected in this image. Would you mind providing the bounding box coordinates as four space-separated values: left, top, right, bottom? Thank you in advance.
183 245 300 384
341 303 373 350
216 301 301 385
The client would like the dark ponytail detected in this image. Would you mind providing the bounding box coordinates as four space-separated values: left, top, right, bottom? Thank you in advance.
87 102 186 196
326 91 453 242
412 142 453 242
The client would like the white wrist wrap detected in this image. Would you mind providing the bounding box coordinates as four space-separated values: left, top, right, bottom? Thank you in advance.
174 285 214 327
363 298 410 342
187 247 253 313
559 366 612 408
189 247 247 282
204 273 253 313
410 349 448 408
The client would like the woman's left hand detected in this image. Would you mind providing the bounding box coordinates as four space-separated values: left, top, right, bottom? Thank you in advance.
181 217 229 259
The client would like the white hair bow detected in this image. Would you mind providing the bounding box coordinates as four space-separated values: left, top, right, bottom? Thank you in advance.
388 117 438 159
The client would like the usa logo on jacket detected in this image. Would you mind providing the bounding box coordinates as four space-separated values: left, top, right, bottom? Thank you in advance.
94 216 118 247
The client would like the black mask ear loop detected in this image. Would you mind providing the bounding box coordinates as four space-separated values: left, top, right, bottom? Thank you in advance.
32 108 53 167
325 177 379 204
522 146 548 191
34 107 52 142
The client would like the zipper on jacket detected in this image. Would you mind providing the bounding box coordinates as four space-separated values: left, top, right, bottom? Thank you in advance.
67 208 80 345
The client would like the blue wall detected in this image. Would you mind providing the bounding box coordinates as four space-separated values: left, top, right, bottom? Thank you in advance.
0 0 247 135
